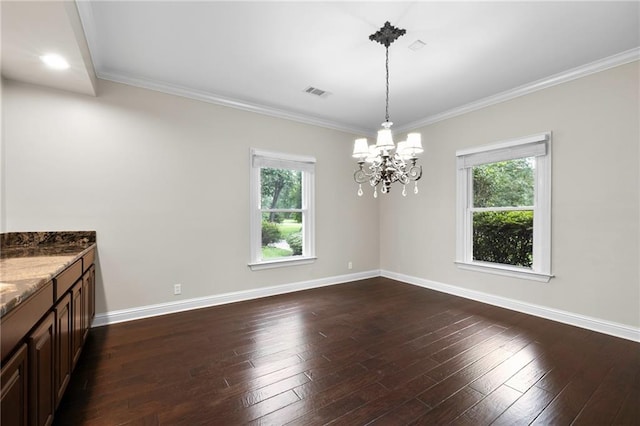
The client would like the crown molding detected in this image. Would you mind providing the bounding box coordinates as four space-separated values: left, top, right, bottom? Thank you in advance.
97 70 372 136
75 1 371 137
395 47 640 133
99 47 638 138
74 0 101 71
75 1 637 138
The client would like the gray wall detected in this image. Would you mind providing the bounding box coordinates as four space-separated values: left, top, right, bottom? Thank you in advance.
380 61 640 328
4 79 380 314
4 61 639 329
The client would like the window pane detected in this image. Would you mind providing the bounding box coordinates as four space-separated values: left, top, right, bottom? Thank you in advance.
260 168 302 209
473 157 535 208
261 212 303 260
473 211 533 268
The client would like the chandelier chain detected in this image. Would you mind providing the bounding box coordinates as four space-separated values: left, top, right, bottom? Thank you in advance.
385 46 390 122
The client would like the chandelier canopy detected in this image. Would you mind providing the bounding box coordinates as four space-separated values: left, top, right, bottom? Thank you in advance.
353 21 423 198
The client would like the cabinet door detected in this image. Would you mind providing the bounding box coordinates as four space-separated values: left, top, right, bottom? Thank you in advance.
28 312 55 426
71 282 83 370
54 294 72 408
82 271 90 342
89 265 96 322
1 343 28 426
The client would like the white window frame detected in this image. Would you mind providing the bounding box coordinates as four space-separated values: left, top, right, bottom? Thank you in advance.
248 148 316 270
455 132 553 282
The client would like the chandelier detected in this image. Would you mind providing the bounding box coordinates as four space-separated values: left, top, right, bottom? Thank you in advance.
353 21 423 198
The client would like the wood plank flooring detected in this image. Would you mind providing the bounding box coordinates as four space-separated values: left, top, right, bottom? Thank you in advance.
53 278 640 425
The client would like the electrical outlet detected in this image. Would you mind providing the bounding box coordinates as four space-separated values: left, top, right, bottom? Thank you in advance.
348 261 353 270
174 284 182 295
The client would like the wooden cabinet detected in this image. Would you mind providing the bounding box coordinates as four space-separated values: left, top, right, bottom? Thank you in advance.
53 260 81 302
1 284 53 363
90 266 96 322
54 294 71 408
0 282 52 426
0 343 28 426
71 281 83 370
28 312 55 426
81 267 94 343
1 246 95 425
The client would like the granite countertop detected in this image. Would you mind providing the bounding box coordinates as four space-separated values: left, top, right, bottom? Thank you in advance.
0 231 97 318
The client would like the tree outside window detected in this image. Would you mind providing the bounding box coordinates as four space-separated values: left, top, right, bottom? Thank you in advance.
260 168 303 259
249 149 315 270
472 158 534 268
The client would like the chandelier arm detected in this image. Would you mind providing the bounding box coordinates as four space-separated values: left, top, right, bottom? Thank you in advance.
407 165 423 181
369 168 383 187
354 168 371 184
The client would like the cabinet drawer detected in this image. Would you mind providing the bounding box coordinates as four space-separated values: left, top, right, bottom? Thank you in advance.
82 248 95 272
54 260 82 301
1 283 53 362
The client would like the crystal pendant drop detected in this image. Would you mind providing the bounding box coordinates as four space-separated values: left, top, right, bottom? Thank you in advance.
381 185 387 194
414 182 419 194
374 187 378 198
357 184 363 197
402 185 407 197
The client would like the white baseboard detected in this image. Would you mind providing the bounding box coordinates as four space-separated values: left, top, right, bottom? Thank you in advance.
93 268 639 343
92 269 380 327
381 269 640 343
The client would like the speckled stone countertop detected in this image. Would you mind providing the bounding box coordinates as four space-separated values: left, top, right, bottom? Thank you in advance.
0 231 96 318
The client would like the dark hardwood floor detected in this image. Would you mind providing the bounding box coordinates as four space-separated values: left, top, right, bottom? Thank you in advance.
54 278 640 425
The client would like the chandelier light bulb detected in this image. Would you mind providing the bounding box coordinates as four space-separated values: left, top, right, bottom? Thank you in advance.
407 133 424 154
376 129 394 148
352 138 370 160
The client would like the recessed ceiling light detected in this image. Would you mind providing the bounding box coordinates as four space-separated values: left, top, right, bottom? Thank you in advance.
408 40 426 51
40 53 70 70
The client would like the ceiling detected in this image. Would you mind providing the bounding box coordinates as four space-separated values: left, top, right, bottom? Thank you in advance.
1 1 97 96
2 1 639 135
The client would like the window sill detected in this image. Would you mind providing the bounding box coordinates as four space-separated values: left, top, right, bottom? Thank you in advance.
455 261 553 283
249 256 317 271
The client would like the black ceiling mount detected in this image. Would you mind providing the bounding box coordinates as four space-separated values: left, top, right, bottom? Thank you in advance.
369 21 406 47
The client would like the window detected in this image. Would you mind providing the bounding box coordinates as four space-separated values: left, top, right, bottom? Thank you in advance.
249 149 316 270
456 133 552 282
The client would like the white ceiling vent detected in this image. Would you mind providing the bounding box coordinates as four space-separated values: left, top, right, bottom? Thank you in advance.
408 40 426 51
304 86 330 98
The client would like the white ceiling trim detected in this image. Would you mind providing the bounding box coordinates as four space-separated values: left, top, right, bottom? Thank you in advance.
76 0 370 135
395 47 640 133
74 0 101 70
65 1 98 95
76 1 371 136
97 70 373 136
75 2 638 137
99 47 639 138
